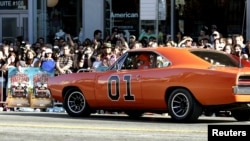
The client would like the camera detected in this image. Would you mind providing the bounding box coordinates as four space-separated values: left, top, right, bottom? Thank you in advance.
21 41 26 46
20 41 26 50
53 46 60 53
115 34 121 38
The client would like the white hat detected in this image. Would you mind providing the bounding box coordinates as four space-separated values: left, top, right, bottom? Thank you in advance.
212 31 220 36
53 45 59 49
45 48 52 53
130 35 136 39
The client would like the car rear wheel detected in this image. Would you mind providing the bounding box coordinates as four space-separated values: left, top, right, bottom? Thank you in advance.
168 88 202 122
231 109 250 121
63 89 91 117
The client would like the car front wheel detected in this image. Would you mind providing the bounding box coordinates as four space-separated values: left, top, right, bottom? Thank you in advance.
63 89 91 117
168 88 202 122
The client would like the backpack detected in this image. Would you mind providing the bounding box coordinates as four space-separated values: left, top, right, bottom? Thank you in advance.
41 59 56 73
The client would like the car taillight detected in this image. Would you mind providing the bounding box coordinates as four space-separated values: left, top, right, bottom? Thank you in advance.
238 75 250 86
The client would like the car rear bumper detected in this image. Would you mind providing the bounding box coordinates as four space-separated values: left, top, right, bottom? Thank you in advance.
233 86 250 94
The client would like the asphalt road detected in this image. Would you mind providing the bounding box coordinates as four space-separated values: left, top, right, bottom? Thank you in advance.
0 111 249 141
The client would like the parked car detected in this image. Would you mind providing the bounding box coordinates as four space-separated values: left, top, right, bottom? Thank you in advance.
46 103 65 113
48 47 250 122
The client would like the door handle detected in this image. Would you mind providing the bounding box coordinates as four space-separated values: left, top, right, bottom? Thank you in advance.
136 74 140 80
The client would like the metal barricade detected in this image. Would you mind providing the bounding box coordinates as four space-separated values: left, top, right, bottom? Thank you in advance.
76 68 94 73
55 69 72 76
0 69 7 106
65 69 73 74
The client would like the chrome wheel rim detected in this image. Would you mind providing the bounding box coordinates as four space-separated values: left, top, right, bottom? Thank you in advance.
171 93 190 118
67 91 86 113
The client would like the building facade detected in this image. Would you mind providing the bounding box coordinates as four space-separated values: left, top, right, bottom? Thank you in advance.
0 0 249 44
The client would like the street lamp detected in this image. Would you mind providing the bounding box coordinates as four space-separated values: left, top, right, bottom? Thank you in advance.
47 0 59 7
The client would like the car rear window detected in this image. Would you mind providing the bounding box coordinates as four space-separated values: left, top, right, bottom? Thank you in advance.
190 50 239 67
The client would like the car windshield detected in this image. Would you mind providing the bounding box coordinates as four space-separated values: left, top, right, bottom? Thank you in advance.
190 50 239 67
108 53 128 70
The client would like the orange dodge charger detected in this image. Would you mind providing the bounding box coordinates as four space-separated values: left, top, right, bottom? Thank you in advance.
48 47 250 122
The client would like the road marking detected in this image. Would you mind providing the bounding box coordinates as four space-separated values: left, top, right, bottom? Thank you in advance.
0 123 207 133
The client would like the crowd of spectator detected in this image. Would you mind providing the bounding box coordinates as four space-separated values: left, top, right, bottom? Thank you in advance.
0 25 250 78
1 25 250 113
166 25 250 62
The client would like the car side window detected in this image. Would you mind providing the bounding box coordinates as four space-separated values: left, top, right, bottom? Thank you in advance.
117 52 171 70
156 55 170 68
134 53 171 69
121 54 137 70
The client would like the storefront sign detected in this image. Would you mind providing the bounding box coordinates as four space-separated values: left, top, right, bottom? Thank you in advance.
111 12 139 18
110 0 139 38
0 0 27 10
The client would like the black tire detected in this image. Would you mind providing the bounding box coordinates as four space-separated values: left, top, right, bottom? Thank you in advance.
231 109 250 121
63 88 91 117
168 88 202 122
125 111 144 118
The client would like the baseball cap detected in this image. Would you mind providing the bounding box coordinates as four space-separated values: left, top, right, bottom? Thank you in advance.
130 35 136 40
103 42 112 48
45 48 53 53
138 54 150 62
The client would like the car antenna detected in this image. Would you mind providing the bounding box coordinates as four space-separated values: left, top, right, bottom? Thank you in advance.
239 52 243 68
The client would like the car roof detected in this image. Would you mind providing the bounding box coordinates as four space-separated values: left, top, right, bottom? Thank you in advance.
127 47 204 55
127 46 215 54
127 47 213 67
